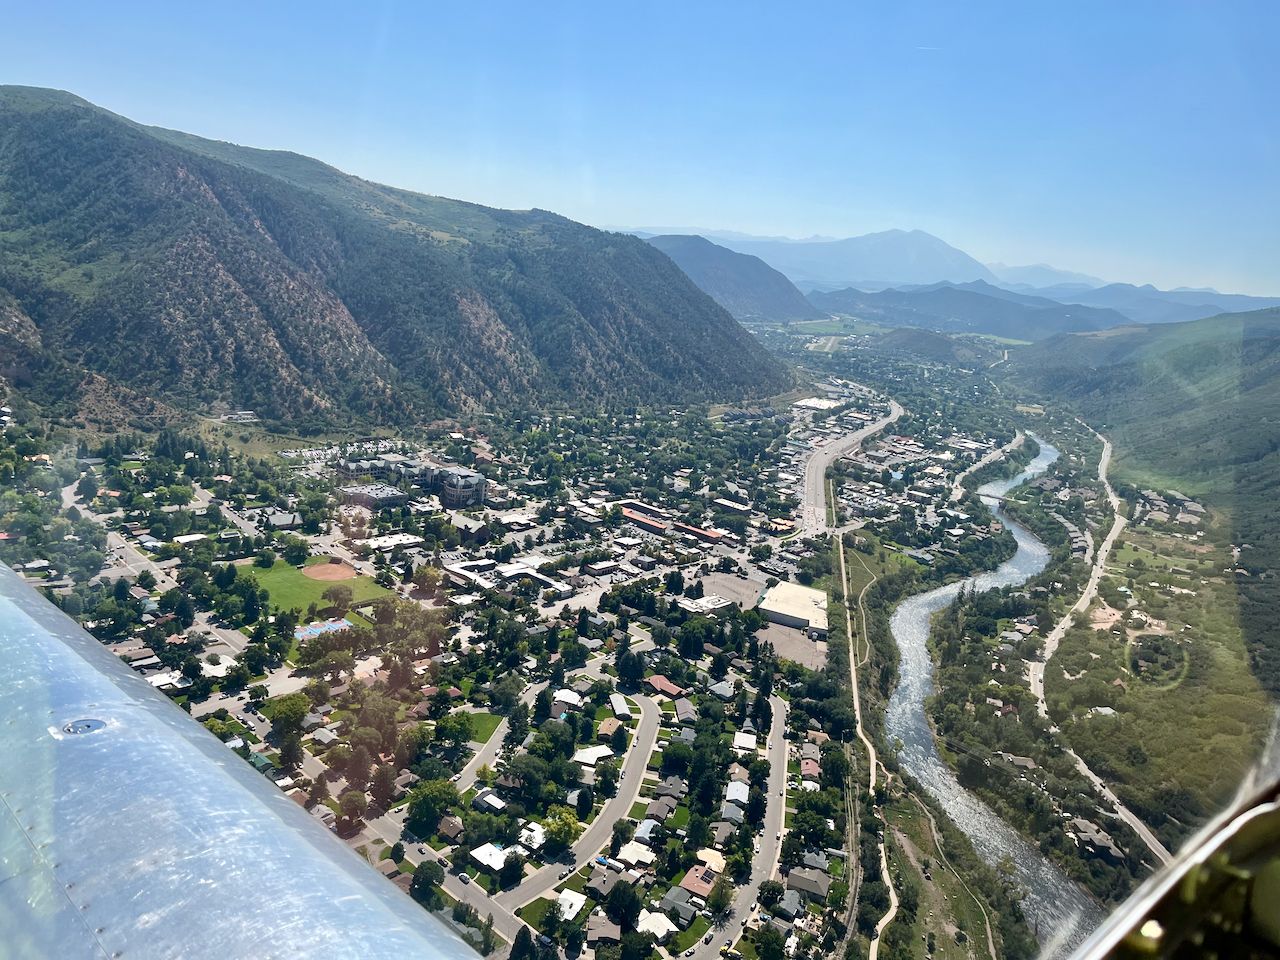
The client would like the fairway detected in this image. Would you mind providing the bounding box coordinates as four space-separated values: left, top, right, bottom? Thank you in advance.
246 559 390 614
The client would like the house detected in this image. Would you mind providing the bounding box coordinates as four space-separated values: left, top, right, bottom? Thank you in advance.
553 689 585 712
586 913 621 945
787 867 832 901
773 889 804 920
659 887 699 928
609 693 632 720
472 789 507 814
438 815 465 843
597 717 623 741
572 744 615 769
679 864 718 899
719 802 745 825
617 840 656 869
637 910 679 944
646 675 685 698
634 818 661 846
800 758 821 780
708 680 735 701
376 858 401 879
470 841 527 873
647 796 678 821
725 781 750 807
586 866 622 900
557 889 588 924
655 775 688 799
710 821 735 848
727 762 750 784
519 821 547 851
732 731 757 754
673 697 698 725
311 727 339 747
801 850 830 871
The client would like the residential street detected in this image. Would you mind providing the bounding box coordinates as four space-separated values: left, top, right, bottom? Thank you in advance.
498 694 661 909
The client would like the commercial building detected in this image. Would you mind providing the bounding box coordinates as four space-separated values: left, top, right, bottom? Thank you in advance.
437 466 487 509
758 581 829 638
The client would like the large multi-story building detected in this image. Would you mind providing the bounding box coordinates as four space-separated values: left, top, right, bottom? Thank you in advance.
437 466 487 509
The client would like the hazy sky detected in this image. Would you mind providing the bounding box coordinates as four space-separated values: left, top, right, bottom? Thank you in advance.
6 2 1278 293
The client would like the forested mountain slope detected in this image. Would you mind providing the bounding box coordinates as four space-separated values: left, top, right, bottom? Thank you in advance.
0 87 789 427
1005 308 1280 692
644 234 819 320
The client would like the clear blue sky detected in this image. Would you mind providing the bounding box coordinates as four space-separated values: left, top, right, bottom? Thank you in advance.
6 2 1278 293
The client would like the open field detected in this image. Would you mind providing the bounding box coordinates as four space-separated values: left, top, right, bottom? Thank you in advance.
246 558 391 614
1046 517 1269 850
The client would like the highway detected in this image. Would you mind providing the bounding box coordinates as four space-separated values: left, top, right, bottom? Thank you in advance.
797 399 904 538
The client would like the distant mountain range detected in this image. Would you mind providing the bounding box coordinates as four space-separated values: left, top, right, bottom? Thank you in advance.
0 87 790 426
1025 283 1280 325
985 262 1105 288
709 229 997 289
807 280 1130 340
643 235 819 321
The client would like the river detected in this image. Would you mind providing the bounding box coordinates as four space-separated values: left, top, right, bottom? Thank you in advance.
885 436 1105 955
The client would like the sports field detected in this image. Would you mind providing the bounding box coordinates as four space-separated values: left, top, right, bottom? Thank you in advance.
246 558 390 614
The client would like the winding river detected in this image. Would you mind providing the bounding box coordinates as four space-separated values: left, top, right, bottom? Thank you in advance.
885 436 1105 954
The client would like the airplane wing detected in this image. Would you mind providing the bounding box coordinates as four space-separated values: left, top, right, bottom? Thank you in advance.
0 563 476 959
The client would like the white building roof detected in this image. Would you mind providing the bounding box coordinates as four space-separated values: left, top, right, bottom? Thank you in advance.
758 581 829 632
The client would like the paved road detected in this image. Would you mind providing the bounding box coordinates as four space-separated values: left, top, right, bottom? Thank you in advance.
1027 426 1171 866
798 399 904 538
688 694 789 960
499 694 661 908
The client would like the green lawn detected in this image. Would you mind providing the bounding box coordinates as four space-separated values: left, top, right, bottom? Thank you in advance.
671 916 711 952
245 559 390 615
468 711 503 744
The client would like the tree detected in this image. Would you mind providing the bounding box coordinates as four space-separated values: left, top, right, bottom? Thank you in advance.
610 818 633 856
322 584 354 616
391 841 405 862
279 733 304 770
306 775 330 808
435 712 474 751
410 859 445 904
544 804 583 850
605 880 642 932
407 779 459 833
499 851 525 889
708 875 733 918
347 745 372 790
510 926 535 960
268 692 311 738
596 759 619 797
575 785 595 821
758 879 784 909
370 764 398 806
339 790 368 825
756 924 786 960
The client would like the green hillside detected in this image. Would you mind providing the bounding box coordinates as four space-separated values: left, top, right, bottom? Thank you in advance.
0 86 790 427
1005 308 1280 692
